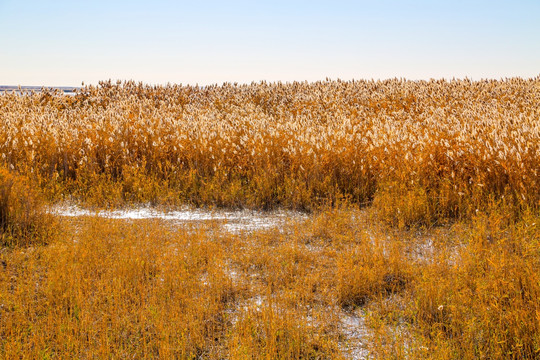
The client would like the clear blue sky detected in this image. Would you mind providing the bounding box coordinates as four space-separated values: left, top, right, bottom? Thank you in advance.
1 0 539 86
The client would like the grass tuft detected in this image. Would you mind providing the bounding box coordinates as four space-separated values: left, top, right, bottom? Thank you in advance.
0 167 55 247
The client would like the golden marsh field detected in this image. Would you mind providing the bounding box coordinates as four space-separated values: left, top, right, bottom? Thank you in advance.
1 78 539 359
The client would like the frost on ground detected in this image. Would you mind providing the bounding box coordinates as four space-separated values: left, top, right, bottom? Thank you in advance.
49 204 307 233
339 308 370 360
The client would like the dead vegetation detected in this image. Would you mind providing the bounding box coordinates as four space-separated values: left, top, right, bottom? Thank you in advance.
0 78 539 359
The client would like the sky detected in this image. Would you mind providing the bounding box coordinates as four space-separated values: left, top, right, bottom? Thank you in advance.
0 0 539 86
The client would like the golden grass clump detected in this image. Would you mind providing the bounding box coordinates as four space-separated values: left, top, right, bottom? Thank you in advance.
409 212 540 358
0 166 54 246
365 208 540 359
372 180 433 228
0 215 348 358
1 78 539 222
337 239 412 308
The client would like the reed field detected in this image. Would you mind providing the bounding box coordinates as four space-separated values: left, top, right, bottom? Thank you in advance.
0 78 539 359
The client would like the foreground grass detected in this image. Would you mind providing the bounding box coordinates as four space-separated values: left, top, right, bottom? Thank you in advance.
0 215 342 359
1 207 538 359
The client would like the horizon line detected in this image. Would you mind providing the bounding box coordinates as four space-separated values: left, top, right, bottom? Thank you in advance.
2 75 540 89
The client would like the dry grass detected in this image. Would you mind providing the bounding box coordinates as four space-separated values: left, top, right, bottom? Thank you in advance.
0 206 538 359
1 79 539 221
366 207 540 359
0 166 55 247
1 78 539 359
0 214 348 358
1 208 537 359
